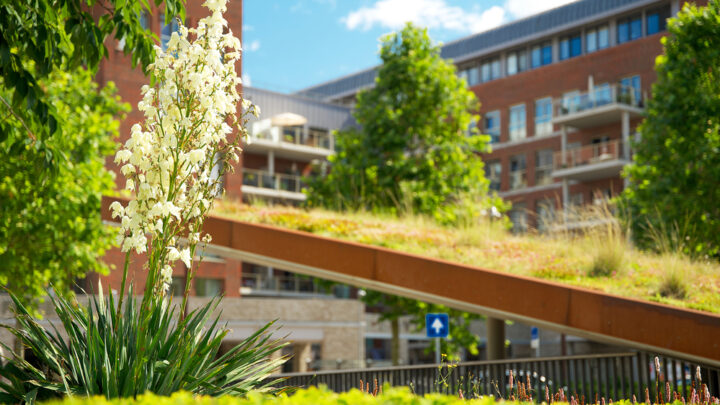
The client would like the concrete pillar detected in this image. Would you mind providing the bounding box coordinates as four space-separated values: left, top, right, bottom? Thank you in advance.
621 111 630 160
268 150 275 175
486 317 506 360
292 342 312 373
562 179 570 217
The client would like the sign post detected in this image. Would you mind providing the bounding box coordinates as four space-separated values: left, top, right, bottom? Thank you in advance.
531 326 540 357
426 313 449 364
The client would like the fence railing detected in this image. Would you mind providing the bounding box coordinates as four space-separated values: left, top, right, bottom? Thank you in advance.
251 127 333 150
553 139 628 171
242 169 305 194
241 273 321 295
268 352 720 401
554 84 643 118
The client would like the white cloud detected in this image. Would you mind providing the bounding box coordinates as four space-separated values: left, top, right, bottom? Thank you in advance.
504 0 579 19
341 0 581 34
341 0 506 34
242 73 252 87
244 40 261 52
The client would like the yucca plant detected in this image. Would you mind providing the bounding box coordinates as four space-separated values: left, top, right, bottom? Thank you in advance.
0 287 286 403
0 0 288 402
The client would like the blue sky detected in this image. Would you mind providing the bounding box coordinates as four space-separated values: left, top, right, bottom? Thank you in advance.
241 0 578 94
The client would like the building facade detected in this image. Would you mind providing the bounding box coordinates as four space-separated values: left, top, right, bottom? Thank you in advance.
296 0 702 231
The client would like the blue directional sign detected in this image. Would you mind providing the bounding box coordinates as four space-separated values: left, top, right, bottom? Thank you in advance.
426 313 449 338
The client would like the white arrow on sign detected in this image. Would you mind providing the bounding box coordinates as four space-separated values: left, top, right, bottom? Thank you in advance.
431 317 444 334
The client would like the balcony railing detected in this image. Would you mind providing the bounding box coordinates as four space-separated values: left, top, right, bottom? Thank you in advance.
242 169 305 194
251 128 333 150
554 84 643 118
553 139 627 171
241 273 321 295
266 351 720 399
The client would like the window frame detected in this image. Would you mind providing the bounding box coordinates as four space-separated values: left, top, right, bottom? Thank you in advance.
484 110 501 144
534 97 553 137
509 103 527 141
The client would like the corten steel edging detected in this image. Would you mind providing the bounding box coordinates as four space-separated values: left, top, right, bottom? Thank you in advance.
101 196 720 366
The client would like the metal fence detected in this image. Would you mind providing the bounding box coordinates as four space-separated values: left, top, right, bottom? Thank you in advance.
268 352 720 401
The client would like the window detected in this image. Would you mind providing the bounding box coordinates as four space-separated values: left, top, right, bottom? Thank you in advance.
161 14 181 50
559 33 582 60
484 110 501 144
536 199 556 233
195 278 223 297
593 82 612 106
534 97 553 137
646 7 669 35
561 91 581 114
531 42 552 68
170 277 185 297
620 75 641 106
140 11 149 30
308 127 331 148
481 58 501 82
509 104 526 141
617 14 642 44
509 202 528 233
535 149 554 186
485 160 502 191
509 154 527 190
507 50 527 76
459 66 480 86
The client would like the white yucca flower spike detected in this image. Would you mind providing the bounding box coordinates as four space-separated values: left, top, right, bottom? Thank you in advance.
112 0 251 298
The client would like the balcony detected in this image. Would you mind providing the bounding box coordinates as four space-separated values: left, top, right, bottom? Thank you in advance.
241 169 306 201
553 139 629 181
240 273 326 297
552 84 644 129
244 122 334 161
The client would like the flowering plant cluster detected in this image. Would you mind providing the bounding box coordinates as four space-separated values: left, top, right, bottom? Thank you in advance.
109 0 256 305
0 1 286 402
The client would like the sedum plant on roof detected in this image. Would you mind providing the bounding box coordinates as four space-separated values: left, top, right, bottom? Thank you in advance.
0 0 286 402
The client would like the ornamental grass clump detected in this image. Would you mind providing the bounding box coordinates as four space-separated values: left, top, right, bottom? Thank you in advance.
0 0 286 403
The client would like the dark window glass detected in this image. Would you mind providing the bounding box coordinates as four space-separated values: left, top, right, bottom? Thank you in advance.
541 45 552 65
570 35 582 57
586 30 597 53
531 46 542 68
646 8 668 35
630 17 642 40
598 26 609 48
646 13 660 35
560 38 570 60
617 20 630 43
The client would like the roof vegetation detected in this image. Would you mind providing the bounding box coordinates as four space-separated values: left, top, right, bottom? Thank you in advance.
213 200 720 314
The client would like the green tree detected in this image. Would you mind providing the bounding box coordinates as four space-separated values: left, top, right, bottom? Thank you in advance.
307 24 507 363
620 0 720 258
306 23 504 224
363 291 481 364
0 0 184 167
0 69 129 307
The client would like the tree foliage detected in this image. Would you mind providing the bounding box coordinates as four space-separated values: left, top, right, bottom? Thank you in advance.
0 69 128 307
306 23 504 224
0 0 185 168
306 24 507 360
619 0 720 258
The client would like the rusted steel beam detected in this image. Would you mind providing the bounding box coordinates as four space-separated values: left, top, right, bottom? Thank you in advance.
101 196 720 365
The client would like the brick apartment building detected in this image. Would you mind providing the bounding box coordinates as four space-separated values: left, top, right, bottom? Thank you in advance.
59 0 703 371
297 0 702 231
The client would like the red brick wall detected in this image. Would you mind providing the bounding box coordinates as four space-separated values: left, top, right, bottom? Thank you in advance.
474 33 665 228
